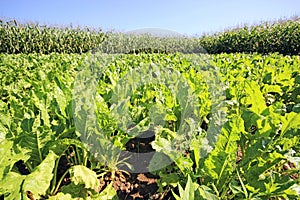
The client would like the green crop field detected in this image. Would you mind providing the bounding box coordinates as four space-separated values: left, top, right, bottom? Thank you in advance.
0 18 300 200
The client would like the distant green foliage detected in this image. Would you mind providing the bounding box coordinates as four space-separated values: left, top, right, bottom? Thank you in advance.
0 17 299 55
98 32 205 54
0 19 106 54
126 47 168 54
199 17 300 55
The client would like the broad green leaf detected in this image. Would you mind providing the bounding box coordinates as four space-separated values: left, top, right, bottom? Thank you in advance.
276 66 294 88
191 136 201 169
0 113 11 140
90 183 118 200
1 47 300 200
174 156 194 175
22 151 58 199
262 173 296 197
54 85 67 117
241 110 260 132
198 185 219 200
18 114 53 167
204 117 242 189
243 80 267 114
0 140 29 180
243 151 287 196
149 152 172 172
58 173 117 199
172 176 194 200
158 171 179 188
31 90 51 127
60 183 89 199
69 165 100 191
229 181 244 195
184 175 195 200
262 84 282 95
152 137 173 154
48 192 73 200
280 112 300 137
0 172 24 200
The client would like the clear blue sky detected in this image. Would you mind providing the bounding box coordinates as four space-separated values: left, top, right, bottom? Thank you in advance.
1 0 299 36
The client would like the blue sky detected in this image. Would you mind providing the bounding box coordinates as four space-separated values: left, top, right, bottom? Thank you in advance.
1 0 299 36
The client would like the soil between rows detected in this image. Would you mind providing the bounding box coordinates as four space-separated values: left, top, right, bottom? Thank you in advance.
99 134 175 199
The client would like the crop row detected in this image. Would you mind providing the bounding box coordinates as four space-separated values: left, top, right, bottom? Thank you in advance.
1 17 300 55
200 16 300 55
0 52 299 199
0 20 106 54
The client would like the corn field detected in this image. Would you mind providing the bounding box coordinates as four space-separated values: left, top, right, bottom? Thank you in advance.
0 19 106 54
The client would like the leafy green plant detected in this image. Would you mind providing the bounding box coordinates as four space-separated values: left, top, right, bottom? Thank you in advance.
172 175 218 200
0 52 299 200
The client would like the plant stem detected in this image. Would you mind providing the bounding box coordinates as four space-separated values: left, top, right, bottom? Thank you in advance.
75 145 81 164
83 150 88 166
211 183 219 197
50 156 61 194
25 161 33 172
237 167 248 199
53 168 71 194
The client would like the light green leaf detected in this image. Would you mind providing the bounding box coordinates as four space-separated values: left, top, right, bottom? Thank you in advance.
0 140 29 180
158 171 179 188
48 192 73 200
54 85 67 117
204 117 241 189
172 175 197 200
60 183 89 199
281 112 300 137
22 151 58 199
69 165 100 191
18 113 53 167
185 175 195 200
191 136 201 169
90 183 118 200
32 90 51 127
175 156 194 175
0 113 11 139
0 172 24 200
262 84 282 95
149 152 172 172
198 185 219 200
243 81 267 114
